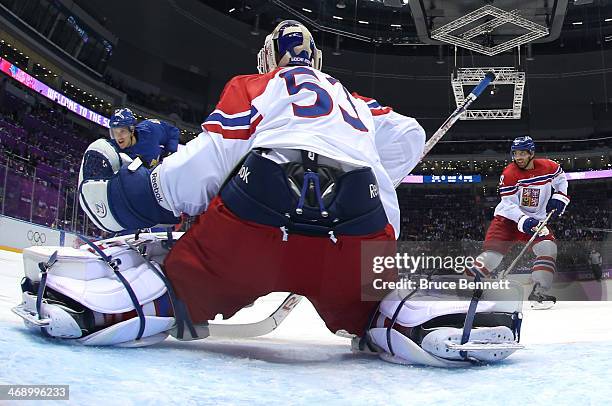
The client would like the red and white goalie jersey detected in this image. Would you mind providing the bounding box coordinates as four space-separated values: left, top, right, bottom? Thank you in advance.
495 158 569 223
156 66 425 238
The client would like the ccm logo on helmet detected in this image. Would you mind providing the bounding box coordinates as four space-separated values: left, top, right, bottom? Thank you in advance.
27 230 46 245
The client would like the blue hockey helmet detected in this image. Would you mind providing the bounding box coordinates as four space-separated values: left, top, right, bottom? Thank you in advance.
510 136 535 154
109 108 136 128
257 20 322 74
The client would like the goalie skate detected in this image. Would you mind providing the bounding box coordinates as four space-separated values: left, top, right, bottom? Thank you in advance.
421 326 522 363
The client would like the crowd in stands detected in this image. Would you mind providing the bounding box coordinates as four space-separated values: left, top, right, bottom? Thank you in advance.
0 91 91 176
415 155 610 177
397 189 488 241
397 185 609 242
0 85 103 234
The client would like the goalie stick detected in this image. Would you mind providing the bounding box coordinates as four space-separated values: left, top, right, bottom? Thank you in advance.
170 293 303 340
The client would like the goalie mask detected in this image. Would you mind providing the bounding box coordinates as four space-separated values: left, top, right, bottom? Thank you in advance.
257 20 322 74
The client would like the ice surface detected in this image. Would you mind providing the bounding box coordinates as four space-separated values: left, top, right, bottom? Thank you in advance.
1 250 612 405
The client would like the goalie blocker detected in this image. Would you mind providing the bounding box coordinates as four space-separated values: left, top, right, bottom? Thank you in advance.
12 234 523 366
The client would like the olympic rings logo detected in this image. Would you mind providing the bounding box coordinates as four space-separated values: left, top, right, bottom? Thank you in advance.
27 230 46 245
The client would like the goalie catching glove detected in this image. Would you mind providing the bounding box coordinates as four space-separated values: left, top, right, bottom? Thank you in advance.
78 139 179 232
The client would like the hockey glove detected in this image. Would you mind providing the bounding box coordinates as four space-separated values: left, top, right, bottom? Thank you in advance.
546 193 570 219
517 216 540 236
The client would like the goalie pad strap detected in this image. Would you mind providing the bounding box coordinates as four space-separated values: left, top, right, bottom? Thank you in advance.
124 240 198 340
460 272 483 360
35 250 59 337
80 235 146 341
511 311 522 342
386 287 419 357
36 267 50 337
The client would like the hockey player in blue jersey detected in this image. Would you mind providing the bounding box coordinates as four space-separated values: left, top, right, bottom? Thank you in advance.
109 108 180 167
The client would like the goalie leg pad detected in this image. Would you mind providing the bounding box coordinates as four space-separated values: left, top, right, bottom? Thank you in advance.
78 316 174 347
367 276 524 367
14 234 179 346
16 290 174 345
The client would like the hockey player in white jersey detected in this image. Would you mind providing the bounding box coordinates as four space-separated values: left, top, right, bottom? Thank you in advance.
467 136 570 308
14 20 523 366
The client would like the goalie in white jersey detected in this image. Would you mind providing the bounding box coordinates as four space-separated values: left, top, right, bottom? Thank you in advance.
467 136 570 307
15 20 525 366
51 19 421 343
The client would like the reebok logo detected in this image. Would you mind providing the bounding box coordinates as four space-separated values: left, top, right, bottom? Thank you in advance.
369 184 378 199
238 165 250 184
151 171 163 203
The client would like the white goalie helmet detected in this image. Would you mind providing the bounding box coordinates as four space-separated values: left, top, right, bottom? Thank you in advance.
257 20 322 74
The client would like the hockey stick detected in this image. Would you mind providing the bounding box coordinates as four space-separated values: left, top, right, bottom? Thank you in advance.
205 293 302 338
168 293 303 340
498 211 555 280
392 71 495 187
422 71 496 157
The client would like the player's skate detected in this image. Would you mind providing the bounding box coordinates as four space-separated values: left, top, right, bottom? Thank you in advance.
528 282 556 310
